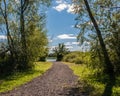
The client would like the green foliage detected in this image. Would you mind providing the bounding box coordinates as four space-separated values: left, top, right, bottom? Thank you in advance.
0 56 13 76
65 62 120 96
0 62 52 93
73 0 120 74
48 52 56 57
26 21 48 62
0 0 50 73
53 43 69 61
63 51 90 64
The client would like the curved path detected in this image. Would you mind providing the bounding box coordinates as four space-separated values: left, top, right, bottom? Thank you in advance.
0 62 84 96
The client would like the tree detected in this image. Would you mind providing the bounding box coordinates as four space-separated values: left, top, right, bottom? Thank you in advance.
0 0 51 73
0 0 15 61
73 0 120 75
83 0 114 78
53 43 69 61
73 0 119 95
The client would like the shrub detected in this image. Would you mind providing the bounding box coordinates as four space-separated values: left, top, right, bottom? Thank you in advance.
0 55 14 76
63 51 90 65
75 57 83 64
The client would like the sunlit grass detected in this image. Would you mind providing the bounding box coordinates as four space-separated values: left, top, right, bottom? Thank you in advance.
64 62 120 96
0 62 52 93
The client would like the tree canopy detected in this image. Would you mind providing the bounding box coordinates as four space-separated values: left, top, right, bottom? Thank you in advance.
0 0 51 74
53 43 69 61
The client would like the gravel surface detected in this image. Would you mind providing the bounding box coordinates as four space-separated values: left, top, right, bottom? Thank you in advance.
0 62 87 96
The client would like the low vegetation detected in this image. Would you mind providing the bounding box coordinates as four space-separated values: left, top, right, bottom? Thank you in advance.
63 51 90 64
64 62 120 96
0 62 52 93
61 43 120 96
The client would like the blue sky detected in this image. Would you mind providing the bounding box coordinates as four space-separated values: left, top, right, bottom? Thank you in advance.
46 0 82 52
0 0 89 52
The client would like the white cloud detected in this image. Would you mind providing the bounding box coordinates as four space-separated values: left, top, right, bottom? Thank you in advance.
53 3 68 12
57 34 76 39
0 35 7 40
65 42 71 46
72 42 79 45
56 0 63 4
66 46 73 49
67 4 76 14
65 42 79 46
53 1 76 14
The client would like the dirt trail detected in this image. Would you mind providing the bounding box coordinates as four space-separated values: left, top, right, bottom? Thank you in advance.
0 62 86 96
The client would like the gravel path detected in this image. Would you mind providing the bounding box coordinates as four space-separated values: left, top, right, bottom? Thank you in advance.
0 62 86 96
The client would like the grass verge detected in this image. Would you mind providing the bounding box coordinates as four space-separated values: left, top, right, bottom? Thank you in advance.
0 62 52 93
64 62 120 96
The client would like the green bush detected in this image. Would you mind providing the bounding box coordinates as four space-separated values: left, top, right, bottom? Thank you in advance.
63 51 90 65
75 57 83 64
65 62 120 96
0 55 14 76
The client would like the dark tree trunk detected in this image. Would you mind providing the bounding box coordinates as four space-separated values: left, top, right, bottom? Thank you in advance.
20 0 27 52
3 0 15 62
18 0 30 69
83 1 116 95
83 0 114 77
20 0 29 67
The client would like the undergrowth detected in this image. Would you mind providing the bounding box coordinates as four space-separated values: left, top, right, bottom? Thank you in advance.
64 62 120 96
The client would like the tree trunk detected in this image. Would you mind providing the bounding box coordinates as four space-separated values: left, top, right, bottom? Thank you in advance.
3 0 15 61
20 0 27 52
83 0 114 77
20 0 28 65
